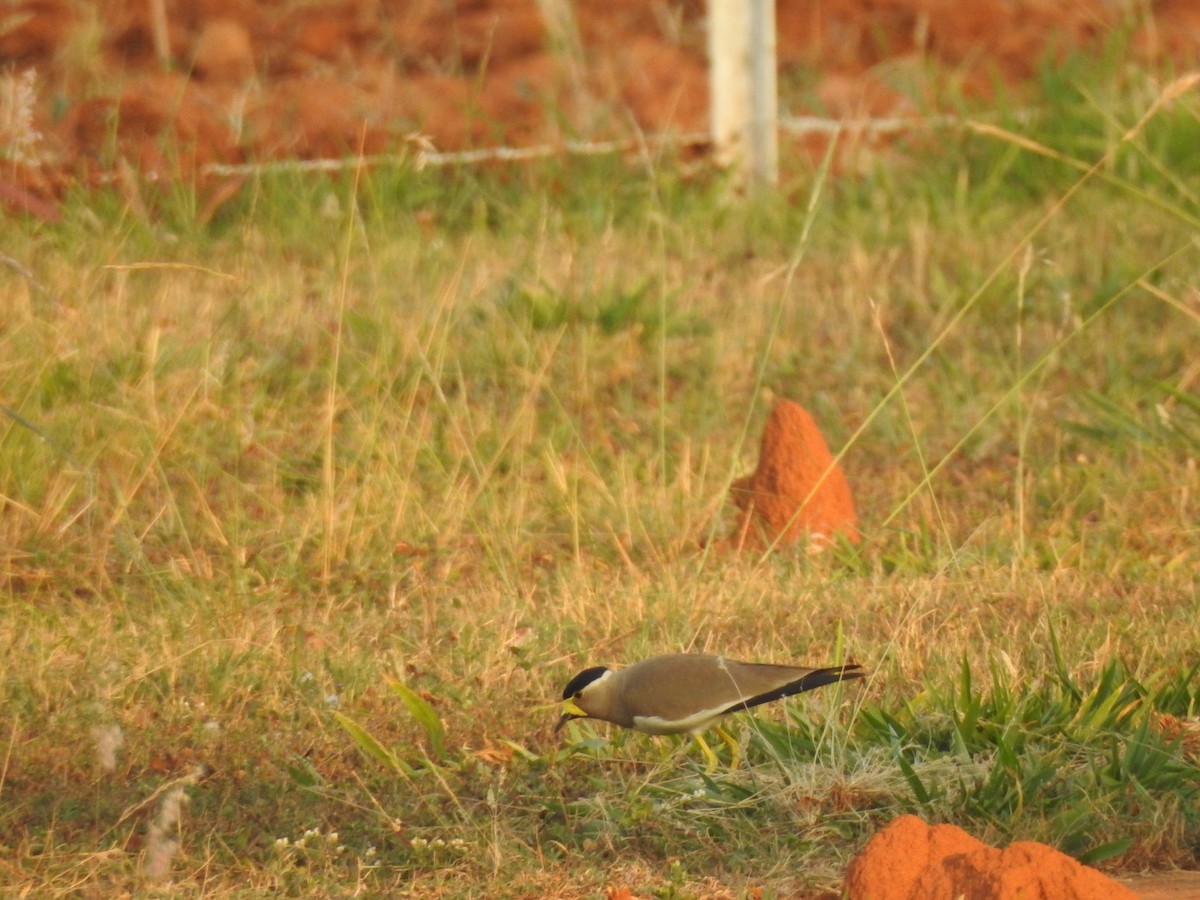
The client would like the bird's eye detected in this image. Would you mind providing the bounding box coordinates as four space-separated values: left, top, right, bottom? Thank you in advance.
574 691 583 699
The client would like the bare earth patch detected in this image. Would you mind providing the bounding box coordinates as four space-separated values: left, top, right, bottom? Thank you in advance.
3 0 1200 209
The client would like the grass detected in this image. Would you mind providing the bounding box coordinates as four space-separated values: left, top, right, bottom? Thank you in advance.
2 52 1199 897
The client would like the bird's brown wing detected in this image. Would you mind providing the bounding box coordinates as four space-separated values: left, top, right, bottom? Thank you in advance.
725 662 865 713
618 655 861 727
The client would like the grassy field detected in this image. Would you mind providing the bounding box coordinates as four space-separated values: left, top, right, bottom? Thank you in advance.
2 59 1199 897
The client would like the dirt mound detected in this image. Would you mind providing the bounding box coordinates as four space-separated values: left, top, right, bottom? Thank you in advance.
728 398 858 551
845 814 1137 900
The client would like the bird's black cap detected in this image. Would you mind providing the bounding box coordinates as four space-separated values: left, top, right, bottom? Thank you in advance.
561 666 610 700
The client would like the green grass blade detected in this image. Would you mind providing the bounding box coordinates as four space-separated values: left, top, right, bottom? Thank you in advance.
333 711 414 776
1076 838 1134 866
389 679 449 761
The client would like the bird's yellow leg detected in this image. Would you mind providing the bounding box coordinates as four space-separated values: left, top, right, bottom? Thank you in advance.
715 725 741 769
692 733 721 770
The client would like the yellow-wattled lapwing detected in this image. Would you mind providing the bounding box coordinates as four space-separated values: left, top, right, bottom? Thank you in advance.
555 653 865 767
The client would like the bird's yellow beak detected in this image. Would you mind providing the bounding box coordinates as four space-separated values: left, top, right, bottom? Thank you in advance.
555 698 588 732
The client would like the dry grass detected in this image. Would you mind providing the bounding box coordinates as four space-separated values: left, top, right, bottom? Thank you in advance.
1 62 1199 897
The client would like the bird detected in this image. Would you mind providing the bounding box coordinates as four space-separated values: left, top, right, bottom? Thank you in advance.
555 653 865 768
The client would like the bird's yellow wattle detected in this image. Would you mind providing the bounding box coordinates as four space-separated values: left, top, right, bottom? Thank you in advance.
561 698 588 719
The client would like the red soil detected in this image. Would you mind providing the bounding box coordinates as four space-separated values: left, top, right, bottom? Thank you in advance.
729 398 859 551
845 815 1139 900
2 0 1198 215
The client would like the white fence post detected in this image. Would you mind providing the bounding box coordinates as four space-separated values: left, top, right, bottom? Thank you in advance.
708 0 778 187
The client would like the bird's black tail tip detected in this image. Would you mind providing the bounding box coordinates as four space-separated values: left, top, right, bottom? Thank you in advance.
802 663 867 691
